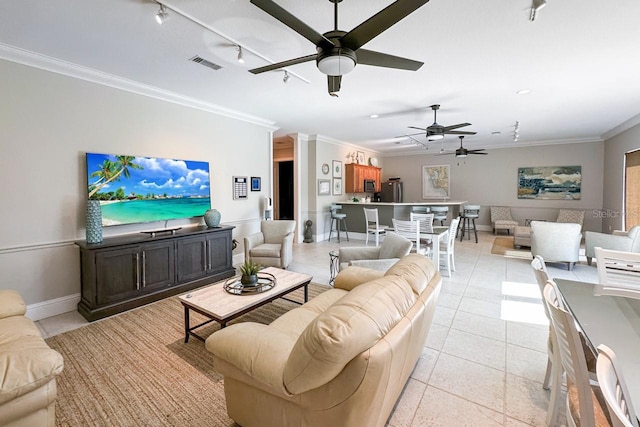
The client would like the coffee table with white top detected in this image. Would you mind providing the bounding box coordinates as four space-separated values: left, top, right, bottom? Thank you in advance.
178 267 312 343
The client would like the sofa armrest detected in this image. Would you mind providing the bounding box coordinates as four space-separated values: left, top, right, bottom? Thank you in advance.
337 247 381 270
333 266 385 291
205 322 295 393
0 290 26 319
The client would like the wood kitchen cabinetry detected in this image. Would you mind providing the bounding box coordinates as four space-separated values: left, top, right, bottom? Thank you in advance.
345 163 382 193
76 225 235 321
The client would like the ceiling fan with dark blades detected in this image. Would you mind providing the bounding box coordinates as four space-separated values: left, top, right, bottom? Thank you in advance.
249 0 429 95
407 104 477 141
438 136 488 158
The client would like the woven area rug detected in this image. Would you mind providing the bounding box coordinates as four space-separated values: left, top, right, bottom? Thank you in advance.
491 236 533 260
46 283 328 427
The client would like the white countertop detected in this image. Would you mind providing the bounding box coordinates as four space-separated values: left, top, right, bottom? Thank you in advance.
340 200 468 206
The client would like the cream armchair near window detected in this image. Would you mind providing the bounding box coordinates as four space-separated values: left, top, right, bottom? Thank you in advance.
585 225 640 265
531 221 582 270
244 220 296 269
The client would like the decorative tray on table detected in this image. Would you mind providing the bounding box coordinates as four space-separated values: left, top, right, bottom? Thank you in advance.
223 272 277 295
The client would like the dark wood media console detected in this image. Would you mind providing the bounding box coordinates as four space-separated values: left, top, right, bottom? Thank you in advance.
75 225 235 321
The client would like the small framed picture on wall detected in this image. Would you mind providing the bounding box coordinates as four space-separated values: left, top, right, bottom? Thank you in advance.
332 160 342 178
333 178 343 195
251 177 261 191
318 179 331 196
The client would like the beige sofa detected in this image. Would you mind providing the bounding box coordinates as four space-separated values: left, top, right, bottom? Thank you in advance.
0 290 64 427
205 254 442 427
585 225 640 265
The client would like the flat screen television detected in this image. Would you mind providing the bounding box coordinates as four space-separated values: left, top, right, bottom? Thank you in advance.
86 152 211 227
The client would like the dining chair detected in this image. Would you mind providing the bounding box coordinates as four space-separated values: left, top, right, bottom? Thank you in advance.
543 282 610 427
596 344 639 427
531 256 563 426
328 204 349 243
594 247 640 299
392 218 426 255
430 206 448 226
438 217 460 277
363 208 388 247
410 212 435 246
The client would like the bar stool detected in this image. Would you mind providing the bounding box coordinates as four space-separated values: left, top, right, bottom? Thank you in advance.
329 204 349 243
412 206 430 214
430 206 448 226
459 204 480 243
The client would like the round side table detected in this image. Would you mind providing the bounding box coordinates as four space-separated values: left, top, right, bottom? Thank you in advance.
329 250 339 286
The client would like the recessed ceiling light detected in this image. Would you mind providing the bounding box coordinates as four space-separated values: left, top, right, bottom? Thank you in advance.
517 89 532 95
369 114 379 119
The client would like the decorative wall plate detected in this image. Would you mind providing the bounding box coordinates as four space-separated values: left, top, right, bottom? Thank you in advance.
322 163 329 174
369 157 379 167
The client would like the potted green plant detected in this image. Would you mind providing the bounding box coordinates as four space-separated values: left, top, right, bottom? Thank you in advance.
240 259 260 286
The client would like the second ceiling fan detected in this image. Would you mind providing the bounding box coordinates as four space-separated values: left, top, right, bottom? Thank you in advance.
439 136 488 158
407 104 477 141
248 0 430 95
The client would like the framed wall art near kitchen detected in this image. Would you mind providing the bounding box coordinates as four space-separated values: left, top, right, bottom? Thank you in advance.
422 165 450 199
356 151 365 164
318 179 331 196
333 178 343 195
332 160 342 178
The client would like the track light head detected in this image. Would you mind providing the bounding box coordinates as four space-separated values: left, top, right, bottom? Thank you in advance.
237 46 245 64
283 71 290 83
155 4 169 25
529 0 546 21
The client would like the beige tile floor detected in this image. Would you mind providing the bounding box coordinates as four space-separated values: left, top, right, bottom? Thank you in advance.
37 229 599 426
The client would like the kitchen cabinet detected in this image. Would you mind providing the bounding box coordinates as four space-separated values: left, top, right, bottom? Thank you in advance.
345 164 381 193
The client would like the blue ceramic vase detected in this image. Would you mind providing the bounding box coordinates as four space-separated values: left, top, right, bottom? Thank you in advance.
86 200 103 243
204 209 221 227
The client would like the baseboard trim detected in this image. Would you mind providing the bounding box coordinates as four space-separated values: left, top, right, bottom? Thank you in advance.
26 293 81 321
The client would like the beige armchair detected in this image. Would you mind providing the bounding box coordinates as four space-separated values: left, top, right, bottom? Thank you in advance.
490 206 518 235
585 225 640 265
338 232 412 271
244 220 296 268
531 221 582 270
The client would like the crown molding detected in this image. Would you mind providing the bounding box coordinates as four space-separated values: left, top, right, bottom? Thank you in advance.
0 42 277 130
601 112 640 140
308 134 385 155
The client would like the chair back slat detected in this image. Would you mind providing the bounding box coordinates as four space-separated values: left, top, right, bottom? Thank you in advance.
543 282 596 427
410 212 434 234
596 344 639 427
595 247 640 298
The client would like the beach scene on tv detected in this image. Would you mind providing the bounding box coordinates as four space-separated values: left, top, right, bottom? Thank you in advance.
87 153 211 226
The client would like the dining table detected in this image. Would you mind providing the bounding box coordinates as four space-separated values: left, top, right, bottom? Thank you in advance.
420 225 449 272
555 279 640 414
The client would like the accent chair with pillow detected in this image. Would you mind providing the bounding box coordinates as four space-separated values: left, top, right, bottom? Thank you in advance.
490 206 518 235
244 220 296 269
337 231 412 271
585 225 640 265
530 221 582 270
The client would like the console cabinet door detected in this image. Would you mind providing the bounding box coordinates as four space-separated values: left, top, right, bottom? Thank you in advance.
206 232 232 273
95 247 140 305
176 236 207 282
140 241 176 291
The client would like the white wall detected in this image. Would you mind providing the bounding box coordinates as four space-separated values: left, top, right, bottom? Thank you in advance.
602 122 640 232
381 141 605 232
0 58 274 315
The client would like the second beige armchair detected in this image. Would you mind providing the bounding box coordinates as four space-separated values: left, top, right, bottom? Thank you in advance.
244 220 296 269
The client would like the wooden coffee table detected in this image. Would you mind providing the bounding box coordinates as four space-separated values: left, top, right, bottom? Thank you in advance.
178 267 312 343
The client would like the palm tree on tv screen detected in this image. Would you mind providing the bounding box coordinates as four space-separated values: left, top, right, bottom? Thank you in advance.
88 155 143 199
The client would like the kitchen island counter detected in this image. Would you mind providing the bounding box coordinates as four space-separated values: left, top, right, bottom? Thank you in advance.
338 201 467 233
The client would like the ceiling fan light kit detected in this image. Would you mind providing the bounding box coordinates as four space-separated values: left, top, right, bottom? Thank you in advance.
248 0 429 95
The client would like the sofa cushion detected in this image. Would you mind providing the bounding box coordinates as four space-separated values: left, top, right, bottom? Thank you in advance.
385 253 435 295
333 266 385 291
0 321 64 405
250 243 281 258
283 275 416 394
0 290 26 319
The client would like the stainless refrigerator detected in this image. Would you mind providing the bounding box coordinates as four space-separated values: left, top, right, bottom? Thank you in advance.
381 180 403 203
